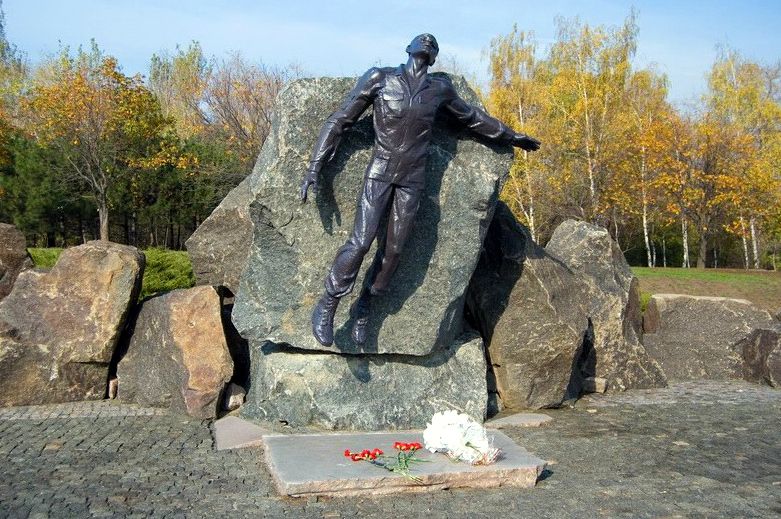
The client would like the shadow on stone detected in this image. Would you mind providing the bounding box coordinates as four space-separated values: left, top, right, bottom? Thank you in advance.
315 115 374 235
565 318 596 401
108 302 140 388
219 291 250 390
538 468 554 481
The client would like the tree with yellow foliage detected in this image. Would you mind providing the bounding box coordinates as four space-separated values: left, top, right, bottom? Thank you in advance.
21 43 174 241
486 14 641 242
707 48 781 268
149 43 297 174
605 68 673 266
546 13 638 224
149 42 209 140
0 2 25 173
486 26 548 241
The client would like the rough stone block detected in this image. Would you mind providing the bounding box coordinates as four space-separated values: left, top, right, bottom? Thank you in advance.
734 324 781 387
486 413 553 429
213 416 267 451
185 178 253 295
240 333 487 431
583 377 608 393
466 203 588 409
117 286 233 419
222 382 246 411
643 294 773 382
0 241 143 406
0 223 32 301
546 220 666 391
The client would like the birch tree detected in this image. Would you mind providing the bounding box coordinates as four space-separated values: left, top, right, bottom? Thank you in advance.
610 69 672 266
546 13 638 223
707 49 781 268
486 26 548 241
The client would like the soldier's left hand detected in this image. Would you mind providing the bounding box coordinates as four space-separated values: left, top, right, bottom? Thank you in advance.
512 134 541 151
300 172 318 203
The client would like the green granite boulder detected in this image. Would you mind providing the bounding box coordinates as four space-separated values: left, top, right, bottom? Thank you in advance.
229 75 513 356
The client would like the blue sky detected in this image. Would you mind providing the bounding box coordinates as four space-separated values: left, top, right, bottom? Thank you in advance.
5 1 781 106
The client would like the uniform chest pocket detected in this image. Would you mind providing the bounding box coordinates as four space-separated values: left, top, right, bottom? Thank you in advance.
416 91 437 107
381 91 405 116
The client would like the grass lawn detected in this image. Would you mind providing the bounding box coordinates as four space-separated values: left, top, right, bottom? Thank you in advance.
633 267 781 313
28 247 195 300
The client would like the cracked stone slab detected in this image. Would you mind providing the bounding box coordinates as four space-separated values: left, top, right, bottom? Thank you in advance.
213 416 268 451
486 413 553 429
262 430 546 497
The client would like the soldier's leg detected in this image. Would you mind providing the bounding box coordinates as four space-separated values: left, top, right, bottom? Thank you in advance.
325 179 393 296
313 179 392 346
368 184 423 294
351 185 422 344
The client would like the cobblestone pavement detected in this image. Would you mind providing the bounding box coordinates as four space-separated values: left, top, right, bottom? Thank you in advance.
1 382 779 518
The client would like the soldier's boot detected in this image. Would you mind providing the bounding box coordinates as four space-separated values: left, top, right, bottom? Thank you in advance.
350 289 372 345
312 292 340 346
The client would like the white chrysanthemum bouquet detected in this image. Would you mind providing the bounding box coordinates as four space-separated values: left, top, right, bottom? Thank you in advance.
422 410 500 465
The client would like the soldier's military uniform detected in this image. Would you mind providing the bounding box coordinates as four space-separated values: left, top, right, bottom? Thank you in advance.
306 64 518 298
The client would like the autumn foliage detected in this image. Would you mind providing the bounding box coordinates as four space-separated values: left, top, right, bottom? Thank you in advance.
0 34 293 247
22 45 175 240
0 10 779 269
486 15 781 269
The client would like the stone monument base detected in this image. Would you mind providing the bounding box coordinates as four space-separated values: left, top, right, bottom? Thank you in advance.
262 430 547 497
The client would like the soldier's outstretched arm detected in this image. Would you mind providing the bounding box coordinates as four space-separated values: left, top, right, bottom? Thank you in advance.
300 68 384 202
442 84 540 152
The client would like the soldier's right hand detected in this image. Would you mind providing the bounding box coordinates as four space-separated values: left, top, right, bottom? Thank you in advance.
512 133 541 151
300 172 318 203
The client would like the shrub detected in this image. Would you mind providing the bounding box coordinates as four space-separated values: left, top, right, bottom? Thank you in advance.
28 247 63 268
140 248 195 299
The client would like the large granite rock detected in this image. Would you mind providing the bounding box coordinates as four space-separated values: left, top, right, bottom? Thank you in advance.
117 286 233 419
221 75 512 356
466 203 589 409
643 294 774 381
0 241 143 406
546 220 666 391
185 177 253 295
240 333 487 430
0 223 32 301
734 324 781 387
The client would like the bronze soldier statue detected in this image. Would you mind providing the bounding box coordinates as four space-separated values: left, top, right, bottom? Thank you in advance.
300 33 540 346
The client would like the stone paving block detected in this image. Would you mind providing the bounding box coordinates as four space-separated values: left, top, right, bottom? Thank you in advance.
0 401 165 421
212 416 267 451
485 413 553 429
263 430 546 497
